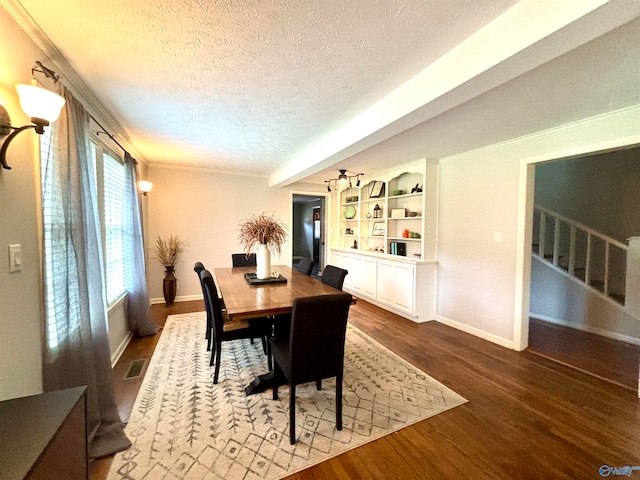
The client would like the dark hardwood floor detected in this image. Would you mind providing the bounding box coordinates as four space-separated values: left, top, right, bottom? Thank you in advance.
91 299 640 480
528 317 640 391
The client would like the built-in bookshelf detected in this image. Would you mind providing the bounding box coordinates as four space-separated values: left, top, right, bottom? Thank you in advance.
336 159 438 261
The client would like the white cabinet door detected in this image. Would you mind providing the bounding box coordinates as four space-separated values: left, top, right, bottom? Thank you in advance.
377 260 415 315
331 251 352 288
350 256 377 298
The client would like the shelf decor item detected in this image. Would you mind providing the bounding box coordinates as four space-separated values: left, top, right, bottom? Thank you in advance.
370 181 385 198
391 208 406 218
373 203 382 218
152 234 188 306
372 222 385 236
343 205 356 219
238 212 288 280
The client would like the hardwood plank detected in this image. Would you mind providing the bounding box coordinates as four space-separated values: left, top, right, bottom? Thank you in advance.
528 317 640 391
90 298 640 480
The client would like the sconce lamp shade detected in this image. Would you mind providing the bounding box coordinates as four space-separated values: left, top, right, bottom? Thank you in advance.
16 84 65 123
139 180 153 195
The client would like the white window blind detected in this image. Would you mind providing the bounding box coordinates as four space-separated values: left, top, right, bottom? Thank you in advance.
41 126 81 351
103 152 126 304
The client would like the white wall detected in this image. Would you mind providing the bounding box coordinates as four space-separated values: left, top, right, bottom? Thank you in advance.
0 9 49 400
530 258 640 343
436 105 640 349
146 166 325 302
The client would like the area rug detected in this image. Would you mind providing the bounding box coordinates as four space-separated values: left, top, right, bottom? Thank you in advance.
107 312 467 479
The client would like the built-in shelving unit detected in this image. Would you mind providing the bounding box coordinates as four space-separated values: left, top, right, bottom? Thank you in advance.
330 158 439 322
336 159 438 261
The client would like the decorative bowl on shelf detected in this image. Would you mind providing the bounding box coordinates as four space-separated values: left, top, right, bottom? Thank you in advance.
393 189 403 196
407 211 419 217
343 206 356 219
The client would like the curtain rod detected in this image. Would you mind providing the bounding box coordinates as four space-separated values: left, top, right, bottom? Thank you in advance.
31 60 135 162
91 114 131 159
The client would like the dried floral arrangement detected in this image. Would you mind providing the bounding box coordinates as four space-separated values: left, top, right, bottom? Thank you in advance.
238 212 288 256
152 235 188 268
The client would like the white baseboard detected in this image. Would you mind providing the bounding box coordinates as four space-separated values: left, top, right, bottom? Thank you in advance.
343 290 433 323
150 294 204 305
111 331 133 367
435 315 514 349
530 312 640 347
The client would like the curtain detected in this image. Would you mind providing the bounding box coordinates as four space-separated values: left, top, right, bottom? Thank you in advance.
123 152 159 335
41 83 131 458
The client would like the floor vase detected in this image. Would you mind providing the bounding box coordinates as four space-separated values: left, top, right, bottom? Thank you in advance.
163 266 177 306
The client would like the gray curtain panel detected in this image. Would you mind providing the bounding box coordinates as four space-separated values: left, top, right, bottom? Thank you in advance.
41 83 131 458
123 152 159 336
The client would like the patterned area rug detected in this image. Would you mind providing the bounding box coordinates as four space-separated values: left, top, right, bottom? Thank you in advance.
108 312 467 479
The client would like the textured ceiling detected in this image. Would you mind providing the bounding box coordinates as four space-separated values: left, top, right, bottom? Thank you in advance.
6 0 640 185
13 0 520 174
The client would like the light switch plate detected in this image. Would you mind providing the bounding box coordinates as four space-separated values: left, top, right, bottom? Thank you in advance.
9 244 22 272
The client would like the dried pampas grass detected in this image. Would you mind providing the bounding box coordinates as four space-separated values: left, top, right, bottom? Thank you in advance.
152 235 188 268
238 212 288 256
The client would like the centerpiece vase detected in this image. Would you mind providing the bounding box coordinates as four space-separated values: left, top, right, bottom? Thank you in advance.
256 244 271 280
163 266 177 306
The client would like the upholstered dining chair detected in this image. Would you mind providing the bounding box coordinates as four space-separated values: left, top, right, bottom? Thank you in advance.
231 253 257 267
296 257 316 276
193 262 213 351
320 265 349 291
271 293 353 444
200 269 271 383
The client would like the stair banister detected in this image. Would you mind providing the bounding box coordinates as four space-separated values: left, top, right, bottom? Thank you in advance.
534 205 631 307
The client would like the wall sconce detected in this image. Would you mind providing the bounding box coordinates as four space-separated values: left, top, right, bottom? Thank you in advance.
324 169 363 192
139 180 153 196
0 84 66 170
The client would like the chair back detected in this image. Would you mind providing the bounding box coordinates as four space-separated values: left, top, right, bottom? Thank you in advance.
320 265 348 290
232 253 257 267
296 257 316 276
289 293 352 384
200 269 225 338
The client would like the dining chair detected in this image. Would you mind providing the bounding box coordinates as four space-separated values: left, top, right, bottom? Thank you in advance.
271 292 353 444
296 257 316 276
320 265 349 290
193 262 213 351
231 253 257 267
200 269 271 383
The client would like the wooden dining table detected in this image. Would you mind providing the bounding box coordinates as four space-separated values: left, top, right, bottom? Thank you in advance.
213 265 343 394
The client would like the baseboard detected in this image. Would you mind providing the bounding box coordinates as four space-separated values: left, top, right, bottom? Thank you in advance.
150 294 203 305
343 290 433 323
530 312 640 347
111 331 133 367
435 315 514 349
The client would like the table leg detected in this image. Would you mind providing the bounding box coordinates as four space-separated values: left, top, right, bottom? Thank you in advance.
244 371 278 395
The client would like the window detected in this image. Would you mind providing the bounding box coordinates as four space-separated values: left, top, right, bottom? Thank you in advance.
102 150 126 304
41 126 81 350
41 131 127 350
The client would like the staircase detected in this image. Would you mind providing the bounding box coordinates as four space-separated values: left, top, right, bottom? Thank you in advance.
532 205 629 306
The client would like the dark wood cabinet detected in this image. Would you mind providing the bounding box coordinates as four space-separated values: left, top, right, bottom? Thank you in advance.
0 386 87 480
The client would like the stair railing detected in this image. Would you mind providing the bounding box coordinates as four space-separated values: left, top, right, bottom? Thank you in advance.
533 205 629 305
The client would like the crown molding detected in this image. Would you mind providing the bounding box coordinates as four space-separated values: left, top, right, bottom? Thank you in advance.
1 0 149 165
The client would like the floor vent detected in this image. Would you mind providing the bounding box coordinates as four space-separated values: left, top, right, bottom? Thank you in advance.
124 359 148 379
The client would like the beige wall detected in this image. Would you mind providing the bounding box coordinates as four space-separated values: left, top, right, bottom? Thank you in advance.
0 8 150 399
0 9 47 399
146 166 325 302
436 105 640 349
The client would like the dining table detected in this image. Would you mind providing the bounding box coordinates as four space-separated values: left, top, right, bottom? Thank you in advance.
213 264 343 394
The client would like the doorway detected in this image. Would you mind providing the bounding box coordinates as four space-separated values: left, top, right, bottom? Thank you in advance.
525 147 640 392
292 194 325 275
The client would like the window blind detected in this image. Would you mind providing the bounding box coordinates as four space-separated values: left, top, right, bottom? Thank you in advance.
41 126 81 351
103 152 126 304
